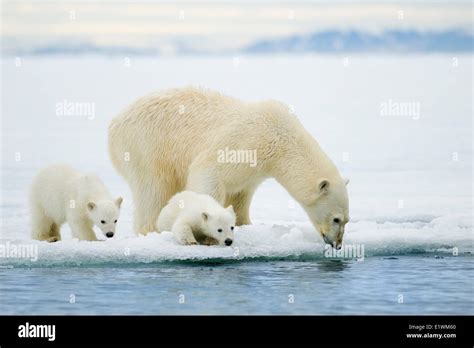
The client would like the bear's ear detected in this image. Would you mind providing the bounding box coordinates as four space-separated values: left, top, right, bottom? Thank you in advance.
344 178 350 186
115 197 123 208
202 212 209 221
226 205 235 215
318 178 330 193
87 201 96 211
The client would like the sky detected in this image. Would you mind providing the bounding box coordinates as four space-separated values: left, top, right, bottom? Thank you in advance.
1 1 472 54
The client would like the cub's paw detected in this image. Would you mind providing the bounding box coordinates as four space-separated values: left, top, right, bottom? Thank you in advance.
202 237 218 246
180 239 198 246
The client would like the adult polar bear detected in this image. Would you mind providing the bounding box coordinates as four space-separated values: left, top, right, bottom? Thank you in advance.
109 87 349 248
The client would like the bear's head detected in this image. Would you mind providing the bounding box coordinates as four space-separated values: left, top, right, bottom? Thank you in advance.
201 206 236 246
86 197 123 238
304 178 349 250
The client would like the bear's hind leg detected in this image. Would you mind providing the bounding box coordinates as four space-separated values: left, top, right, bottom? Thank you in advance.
131 176 173 235
47 223 61 242
31 207 60 242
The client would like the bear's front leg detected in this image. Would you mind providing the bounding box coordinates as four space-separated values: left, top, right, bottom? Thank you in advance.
201 236 218 246
225 186 259 226
186 165 226 204
171 219 198 245
68 218 98 241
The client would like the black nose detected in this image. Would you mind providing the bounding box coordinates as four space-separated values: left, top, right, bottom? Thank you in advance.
106 232 114 238
224 238 233 246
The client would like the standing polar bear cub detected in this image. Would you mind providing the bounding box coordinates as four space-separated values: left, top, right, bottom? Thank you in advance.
157 191 236 246
30 164 123 242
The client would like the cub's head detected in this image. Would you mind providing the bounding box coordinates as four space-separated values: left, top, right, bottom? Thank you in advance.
86 197 123 238
304 177 349 249
201 206 236 246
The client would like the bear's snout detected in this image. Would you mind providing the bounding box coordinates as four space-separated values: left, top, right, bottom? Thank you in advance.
322 234 332 245
224 238 233 246
323 234 342 250
106 232 114 238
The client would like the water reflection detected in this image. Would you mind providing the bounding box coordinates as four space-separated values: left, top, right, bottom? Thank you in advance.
316 259 351 273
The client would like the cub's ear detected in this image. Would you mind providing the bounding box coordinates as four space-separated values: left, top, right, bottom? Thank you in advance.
226 205 235 215
202 212 209 221
115 197 123 208
318 178 330 193
344 178 350 186
87 201 96 211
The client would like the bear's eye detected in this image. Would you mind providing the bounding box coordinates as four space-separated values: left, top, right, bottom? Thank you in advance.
114 220 117 223
217 228 223 233
101 220 106 224
230 226 234 230
333 218 340 224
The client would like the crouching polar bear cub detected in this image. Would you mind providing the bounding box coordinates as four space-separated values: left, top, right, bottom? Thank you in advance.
157 191 236 246
30 164 123 242
109 87 349 248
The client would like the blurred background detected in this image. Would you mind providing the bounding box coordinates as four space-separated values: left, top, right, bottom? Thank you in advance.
1 0 472 56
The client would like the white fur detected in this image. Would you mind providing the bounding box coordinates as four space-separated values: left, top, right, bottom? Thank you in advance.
109 87 349 247
157 191 236 246
30 164 123 242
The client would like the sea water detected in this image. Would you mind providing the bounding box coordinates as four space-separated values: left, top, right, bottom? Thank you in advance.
1 255 472 315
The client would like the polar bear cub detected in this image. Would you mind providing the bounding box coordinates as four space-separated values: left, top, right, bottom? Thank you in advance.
157 191 236 246
30 164 123 242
